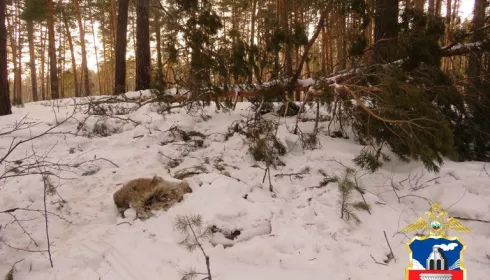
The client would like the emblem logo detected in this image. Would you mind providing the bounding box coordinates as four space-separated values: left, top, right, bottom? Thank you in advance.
401 203 470 280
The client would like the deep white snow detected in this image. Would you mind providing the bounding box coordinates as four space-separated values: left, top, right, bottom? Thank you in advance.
0 96 489 280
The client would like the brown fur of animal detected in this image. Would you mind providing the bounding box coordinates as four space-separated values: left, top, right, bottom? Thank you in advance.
113 176 192 220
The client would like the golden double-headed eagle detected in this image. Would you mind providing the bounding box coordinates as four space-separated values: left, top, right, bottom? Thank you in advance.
400 203 471 237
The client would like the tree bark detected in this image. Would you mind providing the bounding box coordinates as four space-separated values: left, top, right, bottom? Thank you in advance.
15 0 23 103
413 0 424 11
58 17 65 98
27 20 38 101
73 0 90 96
40 24 46 100
114 0 130 94
7 13 19 102
0 0 12 115
110 0 118 43
283 0 293 77
47 0 59 99
135 0 151 90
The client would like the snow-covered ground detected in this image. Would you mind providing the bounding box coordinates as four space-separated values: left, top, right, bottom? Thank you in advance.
0 96 489 280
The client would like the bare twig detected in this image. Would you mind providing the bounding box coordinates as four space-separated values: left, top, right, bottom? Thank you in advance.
483 164 490 178
274 170 310 180
383 230 396 263
370 254 388 266
398 194 433 206
36 152 54 268
453 216 490 224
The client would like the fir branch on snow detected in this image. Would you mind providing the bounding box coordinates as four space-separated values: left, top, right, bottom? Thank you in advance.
174 215 213 280
337 167 371 224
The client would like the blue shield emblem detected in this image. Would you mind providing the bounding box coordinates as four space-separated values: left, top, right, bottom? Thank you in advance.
406 236 466 280
401 204 470 280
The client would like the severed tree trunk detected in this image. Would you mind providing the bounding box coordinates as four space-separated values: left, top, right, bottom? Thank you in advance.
62 10 79 97
135 0 151 90
73 0 90 96
47 0 59 99
0 0 11 115
27 20 38 101
114 0 130 94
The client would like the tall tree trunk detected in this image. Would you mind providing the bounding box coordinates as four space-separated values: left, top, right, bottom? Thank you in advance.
47 0 59 99
373 0 399 62
7 14 19 102
413 0 424 11
62 10 79 98
155 11 163 78
283 0 293 78
467 0 489 160
15 0 23 103
40 24 46 100
435 0 442 16
0 0 12 115
428 0 435 16
73 0 90 96
58 20 64 98
135 0 151 90
132 6 136 59
89 9 102 94
110 0 118 42
443 0 452 70
114 0 130 94
102 19 109 94
321 25 326 75
468 0 487 93
27 20 38 101
248 0 257 84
